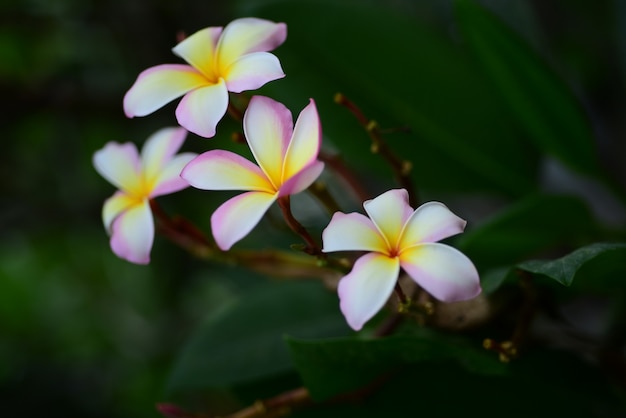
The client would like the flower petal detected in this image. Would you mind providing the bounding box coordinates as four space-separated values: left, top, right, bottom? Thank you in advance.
216 18 287 72
282 99 321 181
399 202 467 248
337 252 400 331
141 127 187 185
181 150 274 192
93 141 142 195
400 243 481 302
322 212 388 253
243 96 292 187
363 189 414 250
151 152 198 197
109 199 154 264
224 51 285 93
172 26 223 80
211 191 277 250
123 64 208 118
102 191 137 232
278 160 324 197
175 79 229 138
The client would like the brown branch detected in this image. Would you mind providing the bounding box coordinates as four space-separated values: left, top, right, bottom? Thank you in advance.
277 195 323 257
150 199 215 258
224 387 311 418
220 369 396 418
334 93 418 207
394 282 408 305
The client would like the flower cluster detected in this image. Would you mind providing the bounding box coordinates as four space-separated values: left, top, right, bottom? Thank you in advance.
94 17 481 330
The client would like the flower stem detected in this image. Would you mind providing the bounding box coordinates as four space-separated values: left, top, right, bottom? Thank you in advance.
278 195 323 257
334 93 419 207
151 199 340 278
227 94 247 122
394 282 409 305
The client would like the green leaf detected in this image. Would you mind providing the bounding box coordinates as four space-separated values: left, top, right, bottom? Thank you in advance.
287 328 506 401
233 0 540 196
480 242 626 293
454 0 600 177
166 280 349 393
518 242 626 286
457 194 597 269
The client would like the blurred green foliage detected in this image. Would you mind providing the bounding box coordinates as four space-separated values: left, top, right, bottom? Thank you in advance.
2 0 626 417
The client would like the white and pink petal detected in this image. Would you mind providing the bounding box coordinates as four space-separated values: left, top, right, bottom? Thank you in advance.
337 252 400 331
216 18 287 72
278 160 324 197
223 52 284 93
109 199 154 265
123 64 209 118
282 99 321 181
172 26 223 79
175 79 229 138
322 212 388 253
141 127 188 185
399 202 467 248
399 243 481 302
363 189 414 250
102 191 138 232
150 152 198 197
93 142 142 195
181 150 274 192
211 191 277 250
243 96 293 187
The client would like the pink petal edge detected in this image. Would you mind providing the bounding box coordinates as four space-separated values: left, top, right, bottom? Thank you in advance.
322 212 387 253
123 64 208 118
337 252 400 331
175 80 229 138
109 200 154 265
181 150 273 192
210 191 277 250
400 243 481 302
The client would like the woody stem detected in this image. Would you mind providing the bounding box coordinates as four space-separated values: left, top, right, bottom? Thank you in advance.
277 195 323 257
334 93 419 207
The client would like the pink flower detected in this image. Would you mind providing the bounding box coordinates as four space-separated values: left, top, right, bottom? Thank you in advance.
93 127 197 264
181 95 324 250
322 189 481 331
123 18 287 138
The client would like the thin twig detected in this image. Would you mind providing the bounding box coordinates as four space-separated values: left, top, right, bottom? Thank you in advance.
225 387 311 418
394 282 408 305
277 195 323 257
220 369 396 418
150 199 215 258
334 93 418 207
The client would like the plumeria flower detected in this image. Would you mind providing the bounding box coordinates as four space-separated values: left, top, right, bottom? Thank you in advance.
93 127 197 264
181 95 324 250
322 189 481 331
123 17 287 138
